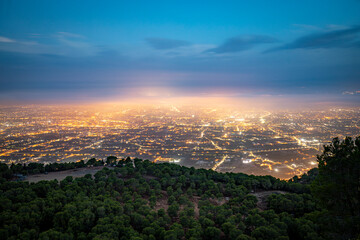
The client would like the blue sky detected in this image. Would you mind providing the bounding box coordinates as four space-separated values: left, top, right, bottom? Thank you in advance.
0 0 360 105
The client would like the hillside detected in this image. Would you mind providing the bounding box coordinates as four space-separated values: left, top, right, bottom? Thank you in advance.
0 137 359 240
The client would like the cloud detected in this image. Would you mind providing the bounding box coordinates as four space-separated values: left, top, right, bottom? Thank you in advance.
57 32 85 39
267 25 360 52
145 38 190 50
54 32 93 51
0 36 15 43
205 35 277 54
0 32 97 57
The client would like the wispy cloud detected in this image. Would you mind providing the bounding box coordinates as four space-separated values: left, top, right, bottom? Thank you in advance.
57 32 86 39
0 36 16 43
54 32 91 49
0 32 97 57
145 38 190 50
205 35 277 54
266 25 360 52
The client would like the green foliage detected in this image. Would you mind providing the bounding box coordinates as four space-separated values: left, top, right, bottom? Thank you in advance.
1 158 102 180
267 193 317 217
291 168 318 184
312 137 360 216
311 136 360 238
106 156 117 165
0 137 358 239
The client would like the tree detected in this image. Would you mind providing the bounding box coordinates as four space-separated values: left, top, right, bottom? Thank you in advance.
251 226 281 240
86 158 97 166
106 156 117 165
312 137 360 216
311 136 360 238
236 234 254 240
0 163 12 179
167 203 179 218
203 226 221 240
39 229 73 240
164 230 177 240
1 154 357 239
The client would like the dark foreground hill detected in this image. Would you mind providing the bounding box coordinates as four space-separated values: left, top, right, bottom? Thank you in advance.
0 137 359 240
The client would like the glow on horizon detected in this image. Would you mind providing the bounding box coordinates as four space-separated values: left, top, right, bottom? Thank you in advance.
0 1 360 105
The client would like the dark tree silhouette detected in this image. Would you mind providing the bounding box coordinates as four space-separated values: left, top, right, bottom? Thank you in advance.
312 136 360 238
312 137 360 216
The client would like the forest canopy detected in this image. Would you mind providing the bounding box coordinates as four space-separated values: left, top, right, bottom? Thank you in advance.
0 136 359 240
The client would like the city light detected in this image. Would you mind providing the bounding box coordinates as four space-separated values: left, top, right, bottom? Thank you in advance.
0 104 359 178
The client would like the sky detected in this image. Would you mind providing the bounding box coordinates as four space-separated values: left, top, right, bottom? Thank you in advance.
0 0 360 107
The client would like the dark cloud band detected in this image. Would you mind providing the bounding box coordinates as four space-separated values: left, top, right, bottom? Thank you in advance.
266 25 360 52
205 35 277 54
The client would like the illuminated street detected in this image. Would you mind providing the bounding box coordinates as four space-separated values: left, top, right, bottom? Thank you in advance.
1 104 359 178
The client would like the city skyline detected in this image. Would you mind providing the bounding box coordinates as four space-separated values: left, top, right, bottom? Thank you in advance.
1 3 360 239
1 103 359 179
1 1 360 177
